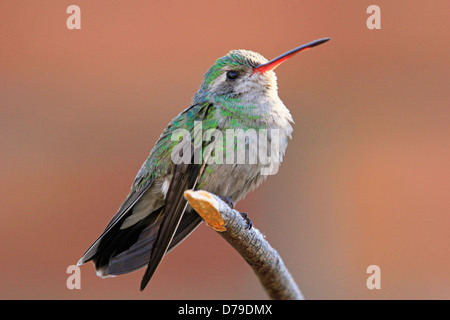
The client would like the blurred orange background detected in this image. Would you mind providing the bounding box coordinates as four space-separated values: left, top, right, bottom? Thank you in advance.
0 1 448 299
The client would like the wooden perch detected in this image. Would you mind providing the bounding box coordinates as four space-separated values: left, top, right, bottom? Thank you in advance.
184 190 304 300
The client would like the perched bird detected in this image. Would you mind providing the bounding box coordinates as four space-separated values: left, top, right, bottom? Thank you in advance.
78 38 330 290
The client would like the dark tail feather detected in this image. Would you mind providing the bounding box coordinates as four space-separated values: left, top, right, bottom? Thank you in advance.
88 208 202 278
140 163 202 290
92 207 163 277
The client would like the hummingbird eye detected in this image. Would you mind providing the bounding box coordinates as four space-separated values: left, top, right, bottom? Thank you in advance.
226 70 239 80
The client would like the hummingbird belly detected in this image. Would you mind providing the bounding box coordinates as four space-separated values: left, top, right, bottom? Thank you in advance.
197 163 267 204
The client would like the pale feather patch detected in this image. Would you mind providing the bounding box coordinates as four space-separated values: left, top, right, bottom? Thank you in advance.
96 267 116 278
162 178 170 198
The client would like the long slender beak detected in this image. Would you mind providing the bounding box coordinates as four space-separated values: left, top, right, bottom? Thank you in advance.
253 38 330 75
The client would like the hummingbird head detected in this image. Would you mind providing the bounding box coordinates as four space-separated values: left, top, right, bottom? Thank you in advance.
198 49 271 101
194 38 330 104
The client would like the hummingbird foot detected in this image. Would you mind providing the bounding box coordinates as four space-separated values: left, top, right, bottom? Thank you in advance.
218 196 234 209
239 212 253 230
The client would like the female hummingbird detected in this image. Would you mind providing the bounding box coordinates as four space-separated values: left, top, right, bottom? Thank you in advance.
78 38 330 290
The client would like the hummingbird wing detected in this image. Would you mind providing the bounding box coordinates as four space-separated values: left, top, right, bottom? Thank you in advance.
140 161 203 290
139 103 216 290
78 102 216 280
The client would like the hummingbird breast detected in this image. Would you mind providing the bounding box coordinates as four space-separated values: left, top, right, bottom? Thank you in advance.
196 98 293 204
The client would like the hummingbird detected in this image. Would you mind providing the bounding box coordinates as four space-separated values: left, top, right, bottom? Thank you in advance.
78 38 330 291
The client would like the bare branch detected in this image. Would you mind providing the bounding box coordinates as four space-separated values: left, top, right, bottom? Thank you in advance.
184 190 304 300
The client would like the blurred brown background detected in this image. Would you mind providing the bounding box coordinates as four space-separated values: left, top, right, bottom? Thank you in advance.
0 1 448 299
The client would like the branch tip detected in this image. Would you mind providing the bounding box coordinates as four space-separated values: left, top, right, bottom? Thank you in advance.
184 190 226 231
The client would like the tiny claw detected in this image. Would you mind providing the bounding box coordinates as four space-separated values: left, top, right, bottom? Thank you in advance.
218 196 234 209
239 212 252 230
